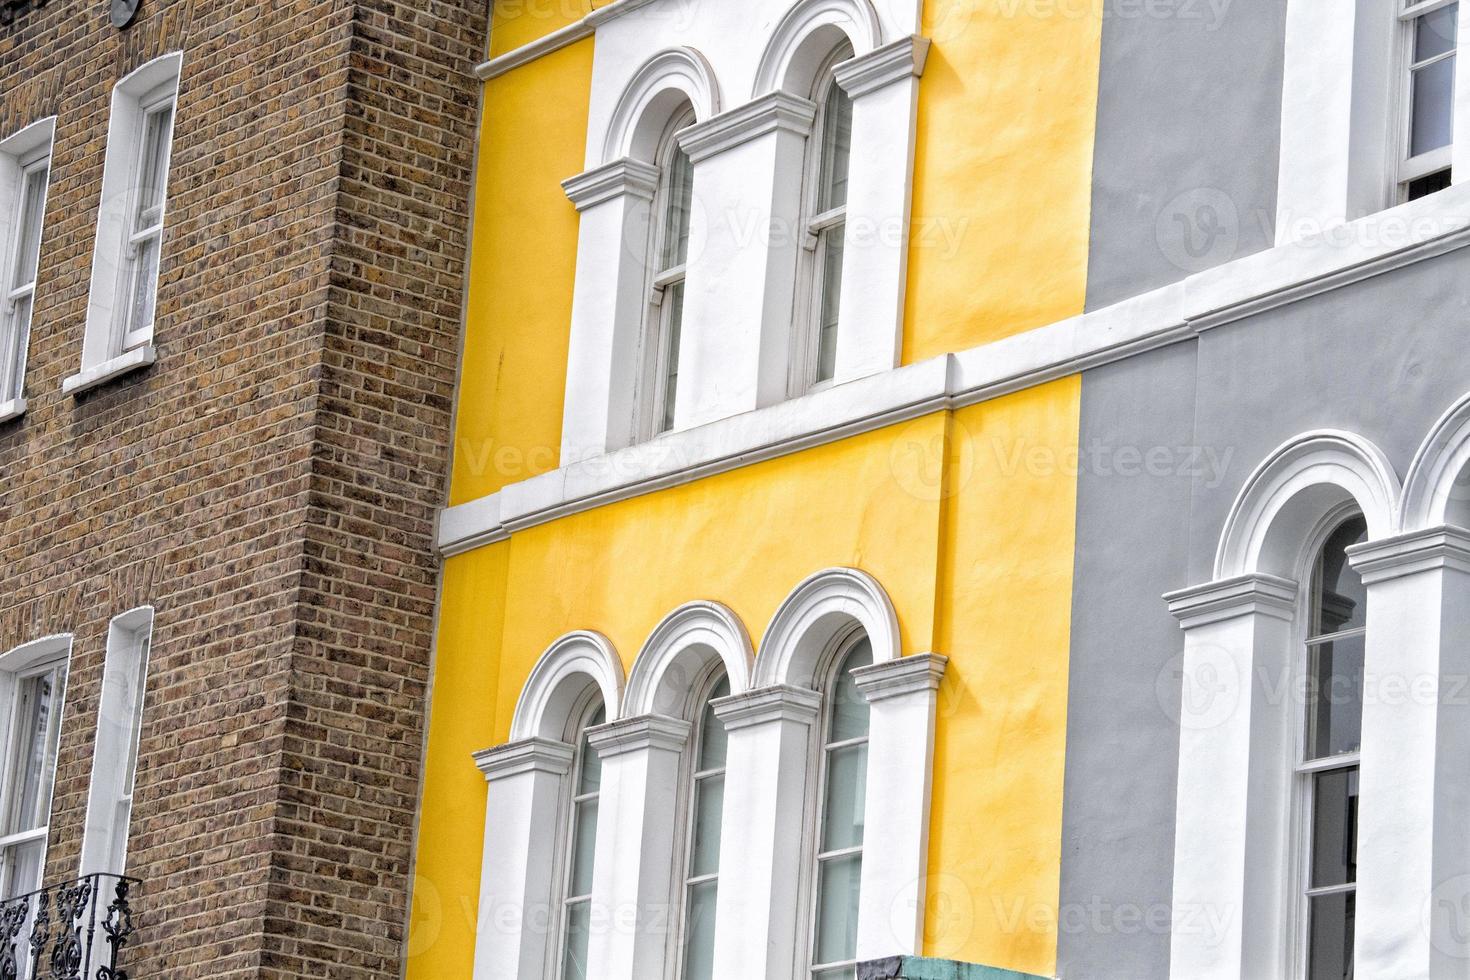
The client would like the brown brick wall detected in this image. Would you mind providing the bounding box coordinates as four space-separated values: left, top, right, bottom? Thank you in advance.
0 0 484 976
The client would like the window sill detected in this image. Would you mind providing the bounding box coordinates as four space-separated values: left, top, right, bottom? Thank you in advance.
61 345 156 397
0 397 25 424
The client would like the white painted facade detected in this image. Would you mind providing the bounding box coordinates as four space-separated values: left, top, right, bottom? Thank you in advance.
558 0 927 463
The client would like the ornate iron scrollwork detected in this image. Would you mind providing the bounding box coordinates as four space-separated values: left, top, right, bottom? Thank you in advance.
0 875 138 980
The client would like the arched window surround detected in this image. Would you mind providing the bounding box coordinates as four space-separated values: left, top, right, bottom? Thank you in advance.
472 631 624 980
560 48 720 463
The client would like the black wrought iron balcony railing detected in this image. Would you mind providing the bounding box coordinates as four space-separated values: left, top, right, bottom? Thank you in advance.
0 873 138 980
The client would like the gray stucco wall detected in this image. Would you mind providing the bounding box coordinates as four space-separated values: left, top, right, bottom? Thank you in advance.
1084 0 1287 310
1057 341 1198 980
1061 246 1470 977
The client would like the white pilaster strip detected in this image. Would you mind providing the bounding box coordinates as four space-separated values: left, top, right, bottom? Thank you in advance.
851 653 947 960
709 685 822 980
1349 526 1470 979
471 738 576 980
1164 574 1298 980
584 714 694 980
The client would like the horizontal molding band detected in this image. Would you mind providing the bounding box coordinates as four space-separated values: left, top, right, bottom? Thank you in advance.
437 167 1470 557
474 0 659 81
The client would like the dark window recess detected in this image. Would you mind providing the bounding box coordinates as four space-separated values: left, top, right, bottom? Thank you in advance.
0 0 48 26
1408 168 1453 201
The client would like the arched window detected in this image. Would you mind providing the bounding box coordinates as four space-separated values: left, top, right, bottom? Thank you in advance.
678 669 729 980
646 106 697 437
1297 513 1367 980
809 632 872 979
798 42 854 390
558 698 606 980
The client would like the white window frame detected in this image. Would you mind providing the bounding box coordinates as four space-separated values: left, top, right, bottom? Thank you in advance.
115 86 177 354
67 52 182 397
1394 0 1459 198
670 662 728 980
78 608 153 878
640 106 698 442
551 691 605 980
1286 507 1366 980
800 625 870 980
790 44 856 398
0 634 72 901
0 118 55 421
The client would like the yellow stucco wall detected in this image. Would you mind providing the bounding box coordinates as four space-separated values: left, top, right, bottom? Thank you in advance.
449 37 592 506
925 379 1081 976
905 0 1103 361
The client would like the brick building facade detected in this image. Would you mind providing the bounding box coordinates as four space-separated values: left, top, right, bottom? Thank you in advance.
0 0 484 975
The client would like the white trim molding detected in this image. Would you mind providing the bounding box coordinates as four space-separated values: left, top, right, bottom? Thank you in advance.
1214 429 1401 580
601 47 723 166
509 630 625 742
474 0 660 81
76 52 182 392
470 737 577 980
833 34 929 99
624 600 755 717
1165 573 1302 980
675 91 817 164
752 0 885 97
709 684 823 980
826 34 929 386
754 566 901 689
562 158 659 212
1347 524 1470 976
851 653 947 960
1401 389 1470 530
585 714 694 980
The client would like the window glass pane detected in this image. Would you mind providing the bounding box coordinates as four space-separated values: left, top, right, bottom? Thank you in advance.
813 852 862 968
119 633 150 790
815 224 845 384
127 234 161 340
4 293 32 401
812 969 857 980
1411 55 1457 157
135 105 174 225
0 837 43 901
660 145 694 271
682 878 718 980
8 671 58 835
1311 767 1359 889
1313 517 1367 636
818 79 854 213
829 639 873 743
14 166 46 288
577 706 604 796
821 743 868 852
1308 890 1355 980
110 796 133 876
697 675 729 772
658 280 684 434
561 900 592 980
568 799 598 898
1416 4 1458 61
689 773 724 878
1307 633 1365 760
